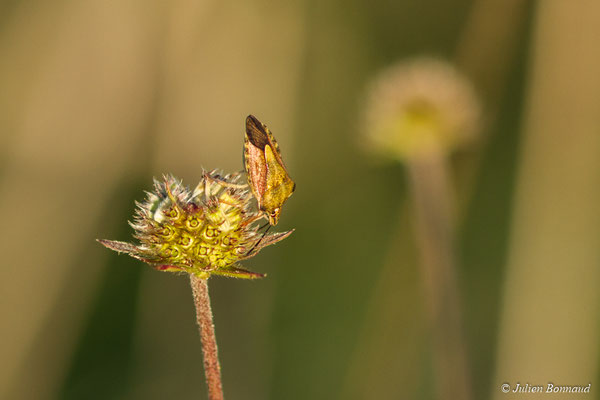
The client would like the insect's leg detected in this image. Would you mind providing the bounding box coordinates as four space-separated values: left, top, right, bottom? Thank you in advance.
245 224 272 256
203 171 247 190
239 213 266 227
199 171 246 204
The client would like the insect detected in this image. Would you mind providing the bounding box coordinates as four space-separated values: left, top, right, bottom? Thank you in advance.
244 115 296 225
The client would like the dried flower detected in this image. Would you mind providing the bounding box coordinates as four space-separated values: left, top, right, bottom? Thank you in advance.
98 171 293 279
363 57 481 161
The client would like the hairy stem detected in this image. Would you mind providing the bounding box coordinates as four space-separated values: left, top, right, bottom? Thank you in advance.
190 275 224 400
407 152 472 400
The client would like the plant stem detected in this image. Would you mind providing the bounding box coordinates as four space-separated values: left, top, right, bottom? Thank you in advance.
407 152 472 400
190 275 224 400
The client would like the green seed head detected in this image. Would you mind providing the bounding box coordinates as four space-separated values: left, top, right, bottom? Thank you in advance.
99 171 293 279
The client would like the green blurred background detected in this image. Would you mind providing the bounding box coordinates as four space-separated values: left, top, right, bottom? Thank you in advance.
1 0 599 399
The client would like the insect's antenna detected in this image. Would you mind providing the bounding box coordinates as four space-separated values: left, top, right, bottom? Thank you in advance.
245 223 272 256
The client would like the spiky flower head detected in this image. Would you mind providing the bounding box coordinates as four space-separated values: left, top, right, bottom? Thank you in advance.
98 171 293 279
363 57 481 161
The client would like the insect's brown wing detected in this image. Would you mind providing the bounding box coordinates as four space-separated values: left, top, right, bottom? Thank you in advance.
244 116 269 205
246 115 289 171
245 115 271 149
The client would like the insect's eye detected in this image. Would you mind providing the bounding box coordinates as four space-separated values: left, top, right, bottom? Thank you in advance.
270 209 279 217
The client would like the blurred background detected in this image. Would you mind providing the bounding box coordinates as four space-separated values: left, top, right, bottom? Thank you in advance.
1 0 599 399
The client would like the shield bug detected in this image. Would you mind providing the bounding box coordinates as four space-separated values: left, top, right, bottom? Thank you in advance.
244 115 295 225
